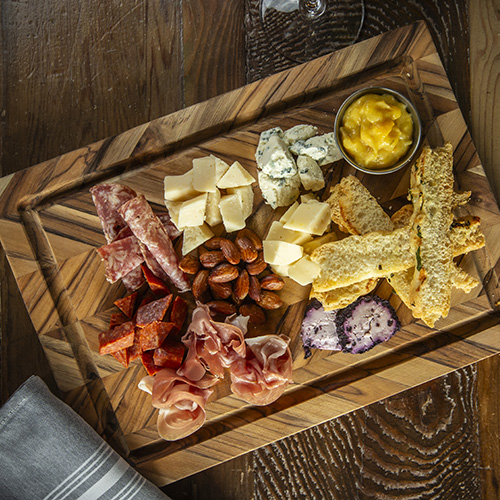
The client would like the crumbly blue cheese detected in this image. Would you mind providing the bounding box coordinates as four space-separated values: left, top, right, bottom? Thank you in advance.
258 135 298 179
258 170 300 209
297 155 325 191
283 124 318 146
289 132 338 161
318 143 343 166
255 127 284 163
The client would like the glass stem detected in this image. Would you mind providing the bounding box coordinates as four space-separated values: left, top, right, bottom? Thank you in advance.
299 0 326 19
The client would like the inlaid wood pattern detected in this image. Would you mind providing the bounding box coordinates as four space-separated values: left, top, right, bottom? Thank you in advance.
1 22 500 486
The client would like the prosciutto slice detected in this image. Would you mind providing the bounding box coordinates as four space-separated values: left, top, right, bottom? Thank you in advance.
230 335 293 406
178 304 246 381
90 184 137 243
138 368 218 441
119 195 190 292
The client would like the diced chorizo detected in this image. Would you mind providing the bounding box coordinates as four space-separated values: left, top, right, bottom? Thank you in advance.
127 329 143 362
141 263 170 295
138 321 176 351
111 348 130 368
114 291 138 318
141 350 163 376
136 295 172 328
170 296 188 334
99 321 135 355
109 311 128 329
153 337 186 370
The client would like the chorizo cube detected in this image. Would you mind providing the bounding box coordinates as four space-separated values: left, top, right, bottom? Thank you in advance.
136 295 173 328
141 263 170 295
114 291 138 318
99 321 135 355
138 321 175 351
111 348 130 368
170 296 188 334
141 350 162 376
127 329 143 362
109 311 128 329
153 337 186 370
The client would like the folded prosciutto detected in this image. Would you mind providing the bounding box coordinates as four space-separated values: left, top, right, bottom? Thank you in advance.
178 304 247 381
119 195 190 292
139 369 218 441
230 335 293 406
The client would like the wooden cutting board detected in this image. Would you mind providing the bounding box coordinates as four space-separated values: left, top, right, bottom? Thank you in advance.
1 22 500 486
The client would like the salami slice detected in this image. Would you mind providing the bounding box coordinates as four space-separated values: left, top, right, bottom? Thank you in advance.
121 266 146 292
96 236 145 283
98 321 135 355
157 213 182 240
119 195 190 292
90 184 137 243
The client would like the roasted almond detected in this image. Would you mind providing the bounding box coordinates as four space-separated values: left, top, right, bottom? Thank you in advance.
220 238 241 265
209 263 239 283
192 269 210 301
237 228 263 251
179 255 200 274
235 235 258 263
248 275 262 301
207 300 237 317
260 274 284 291
256 290 283 310
205 237 224 250
233 269 249 303
239 303 266 325
200 250 225 268
246 252 267 275
209 280 233 300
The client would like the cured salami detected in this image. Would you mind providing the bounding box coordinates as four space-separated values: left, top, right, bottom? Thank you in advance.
135 295 172 328
119 195 190 292
96 236 145 283
90 184 137 243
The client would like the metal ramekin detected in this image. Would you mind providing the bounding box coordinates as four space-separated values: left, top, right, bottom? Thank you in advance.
334 87 422 175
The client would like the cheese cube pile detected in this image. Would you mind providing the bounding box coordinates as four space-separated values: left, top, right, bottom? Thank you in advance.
255 124 343 209
262 198 335 286
164 155 256 254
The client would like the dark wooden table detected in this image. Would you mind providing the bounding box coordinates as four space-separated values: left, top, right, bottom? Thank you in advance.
1 1 499 498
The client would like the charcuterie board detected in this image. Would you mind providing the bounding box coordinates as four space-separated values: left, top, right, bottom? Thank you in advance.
1 21 500 486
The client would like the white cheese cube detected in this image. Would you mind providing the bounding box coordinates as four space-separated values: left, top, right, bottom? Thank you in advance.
164 200 183 229
258 171 300 209
182 224 214 255
214 156 230 183
219 194 246 233
256 127 284 162
303 231 338 254
177 193 208 229
164 170 199 202
205 188 222 227
192 156 216 193
288 256 321 286
283 201 330 235
279 201 299 223
289 133 337 161
265 220 313 245
263 240 303 266
283 124 318 146
297 155 325 191
270 263 290 277
300 193 317 203
258 135 298 178
227 185 254 220
217 161 256 188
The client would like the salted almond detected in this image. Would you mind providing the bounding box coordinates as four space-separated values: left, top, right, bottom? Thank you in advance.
220 238 241 265
235 235 258 263
179 255 200 274
209 263 239 283
207 300 237 317
246 252 267 275
192 270 210 301
260 274 284 291
239 303 266 325
248 275 262 301
200 250 225 268
233 269 249 303
209 280 233 300
237 228 263 250
205 237 224 250
256 290 283 310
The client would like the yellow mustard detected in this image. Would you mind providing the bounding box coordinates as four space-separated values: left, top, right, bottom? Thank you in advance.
340 93 413 170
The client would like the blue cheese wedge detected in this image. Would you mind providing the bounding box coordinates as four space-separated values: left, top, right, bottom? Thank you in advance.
297 155 325 191
255 127 284 163
289 132 339 162
283 124 318 146
258 170 300 209
258 134 298 179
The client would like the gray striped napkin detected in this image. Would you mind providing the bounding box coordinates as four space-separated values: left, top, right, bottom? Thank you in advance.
0 376 171 500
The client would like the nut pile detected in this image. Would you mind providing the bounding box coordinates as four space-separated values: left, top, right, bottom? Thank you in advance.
179 228 284 324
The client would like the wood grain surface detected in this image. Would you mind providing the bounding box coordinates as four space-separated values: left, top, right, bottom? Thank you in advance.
1 0 499 498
